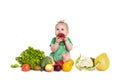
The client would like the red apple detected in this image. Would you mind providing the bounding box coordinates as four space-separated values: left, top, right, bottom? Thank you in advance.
55 60 64 67
57 33 65 40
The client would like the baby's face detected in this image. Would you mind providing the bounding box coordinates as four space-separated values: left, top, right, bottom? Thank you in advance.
55 23 68 36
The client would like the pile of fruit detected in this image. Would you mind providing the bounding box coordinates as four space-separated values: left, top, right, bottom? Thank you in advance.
43 58 74 72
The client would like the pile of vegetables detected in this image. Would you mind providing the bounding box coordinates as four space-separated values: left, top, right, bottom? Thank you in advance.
11 47 110 72
11 46 75 72
11 46 45 70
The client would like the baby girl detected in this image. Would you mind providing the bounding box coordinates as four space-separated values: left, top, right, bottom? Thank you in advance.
50 20 73 62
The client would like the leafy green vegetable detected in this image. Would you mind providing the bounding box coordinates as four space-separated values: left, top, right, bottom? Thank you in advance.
15 46 45 69
11 64 20 68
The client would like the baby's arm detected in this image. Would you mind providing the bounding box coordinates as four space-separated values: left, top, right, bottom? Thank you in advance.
51 42 59 52
51 37 62 52
64 38 73 51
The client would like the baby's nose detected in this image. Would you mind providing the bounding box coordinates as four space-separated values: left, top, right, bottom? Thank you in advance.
59 30 62 33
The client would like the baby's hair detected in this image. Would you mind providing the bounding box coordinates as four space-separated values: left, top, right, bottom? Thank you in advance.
56 20 69 32
57 20 65 23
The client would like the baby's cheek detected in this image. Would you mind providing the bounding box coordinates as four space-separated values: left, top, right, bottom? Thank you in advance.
64 31 68 36
55 31 59 35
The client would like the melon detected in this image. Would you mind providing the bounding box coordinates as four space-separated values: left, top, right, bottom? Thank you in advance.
94 53 110 71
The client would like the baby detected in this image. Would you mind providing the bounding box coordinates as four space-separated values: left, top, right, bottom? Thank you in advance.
50 20 73 62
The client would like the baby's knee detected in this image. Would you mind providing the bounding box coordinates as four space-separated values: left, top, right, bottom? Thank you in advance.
62 52 71 62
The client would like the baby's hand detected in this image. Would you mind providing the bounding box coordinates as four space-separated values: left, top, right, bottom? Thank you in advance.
63 37 67 41
56 37 63 43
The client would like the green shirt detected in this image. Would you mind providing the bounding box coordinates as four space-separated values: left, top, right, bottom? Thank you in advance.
50 37 73 61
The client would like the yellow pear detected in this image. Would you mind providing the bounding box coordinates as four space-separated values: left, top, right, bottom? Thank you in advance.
94 53 110 71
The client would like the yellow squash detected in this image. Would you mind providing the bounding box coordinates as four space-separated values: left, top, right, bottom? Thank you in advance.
94 53 110 71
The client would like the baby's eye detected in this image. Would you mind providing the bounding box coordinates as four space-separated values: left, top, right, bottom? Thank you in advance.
61 28 64 31
56 28 59 30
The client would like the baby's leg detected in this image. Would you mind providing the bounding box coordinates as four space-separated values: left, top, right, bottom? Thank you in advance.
62 52 71 62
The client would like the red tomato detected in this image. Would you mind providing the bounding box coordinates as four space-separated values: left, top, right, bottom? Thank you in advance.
22 64 30 72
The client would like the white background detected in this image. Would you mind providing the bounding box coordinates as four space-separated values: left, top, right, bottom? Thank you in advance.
0 0 120 80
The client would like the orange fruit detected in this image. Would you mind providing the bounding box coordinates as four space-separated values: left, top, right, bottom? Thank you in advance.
68 59 74 66
66 59 74 66
62 62 72 72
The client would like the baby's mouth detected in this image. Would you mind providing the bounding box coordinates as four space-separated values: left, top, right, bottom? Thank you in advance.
57 33 65 39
